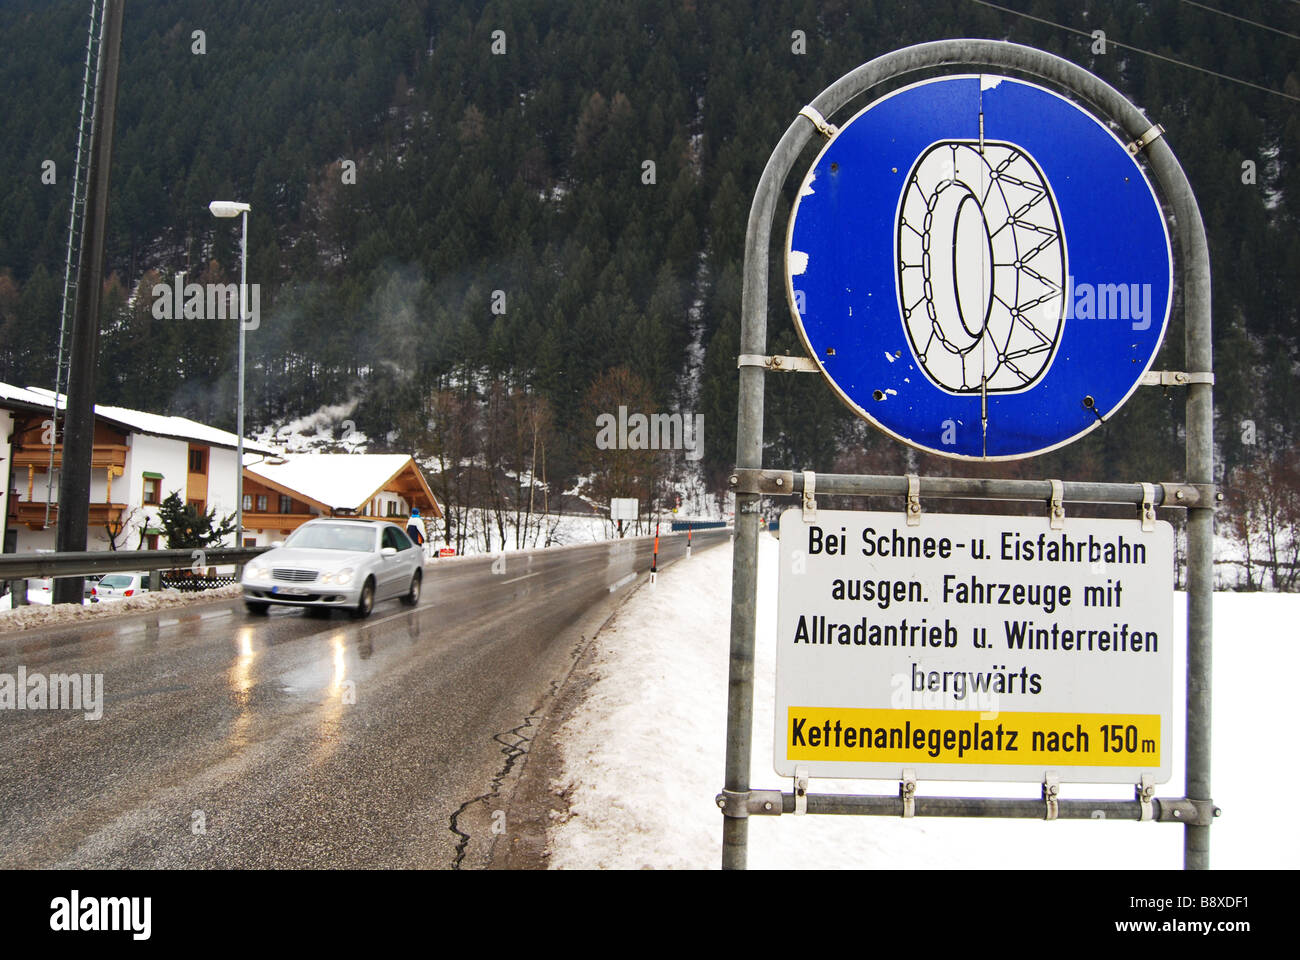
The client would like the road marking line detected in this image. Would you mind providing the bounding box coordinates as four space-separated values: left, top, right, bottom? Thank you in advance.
608 573 637 592
501 572 542 585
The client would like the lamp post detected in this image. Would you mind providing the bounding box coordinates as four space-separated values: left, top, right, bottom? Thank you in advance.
208 200 251 549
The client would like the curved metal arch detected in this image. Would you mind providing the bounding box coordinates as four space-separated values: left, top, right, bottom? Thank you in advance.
725 39 1213 869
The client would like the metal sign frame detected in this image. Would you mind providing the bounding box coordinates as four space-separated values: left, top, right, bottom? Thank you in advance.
718 40 1216 870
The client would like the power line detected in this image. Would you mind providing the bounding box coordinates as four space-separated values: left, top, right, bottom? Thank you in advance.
1177 0 1300 42
968 0 1300 103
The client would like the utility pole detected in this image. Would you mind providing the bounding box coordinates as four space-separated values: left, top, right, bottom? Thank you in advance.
53 0 125 605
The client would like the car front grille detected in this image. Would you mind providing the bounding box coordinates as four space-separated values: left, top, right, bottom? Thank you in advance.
272 568 318 582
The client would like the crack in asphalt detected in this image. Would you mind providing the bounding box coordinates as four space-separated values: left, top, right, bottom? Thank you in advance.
448 712 542 869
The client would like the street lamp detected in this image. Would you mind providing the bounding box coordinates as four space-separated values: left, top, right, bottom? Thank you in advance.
209 200 251 549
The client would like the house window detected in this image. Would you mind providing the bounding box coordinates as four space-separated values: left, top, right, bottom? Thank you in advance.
243 494 253 511
145 534 159 550
279 495 292 514
188 448 207 473
256 495 268 512
143 476 161 505
386 501 400 517
188 499 205 514
243 536 257 548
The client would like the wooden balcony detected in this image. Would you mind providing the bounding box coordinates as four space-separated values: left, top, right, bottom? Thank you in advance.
11 443 128 471
242 512 412 535
242 512 317 535
9 501 127 531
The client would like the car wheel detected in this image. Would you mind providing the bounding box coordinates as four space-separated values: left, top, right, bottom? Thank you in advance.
245 601 270 616
351 578 375 619
401 570 422 606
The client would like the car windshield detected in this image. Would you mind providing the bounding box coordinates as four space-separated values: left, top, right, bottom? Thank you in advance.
285 524 376 552
99 575 132 587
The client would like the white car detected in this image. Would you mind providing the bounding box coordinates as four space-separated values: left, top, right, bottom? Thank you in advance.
241 518 425 618
91 573 146 602
23 577 96 605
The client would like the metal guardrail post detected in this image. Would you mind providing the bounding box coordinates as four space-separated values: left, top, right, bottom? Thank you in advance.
722 39 1214 870
6 581 28 607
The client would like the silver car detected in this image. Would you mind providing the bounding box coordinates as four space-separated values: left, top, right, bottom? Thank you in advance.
241 518 424 618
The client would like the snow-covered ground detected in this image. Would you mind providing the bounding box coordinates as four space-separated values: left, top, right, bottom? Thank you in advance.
547 535 1299 869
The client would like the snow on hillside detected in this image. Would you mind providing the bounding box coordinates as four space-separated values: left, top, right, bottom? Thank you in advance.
547 535 1298 870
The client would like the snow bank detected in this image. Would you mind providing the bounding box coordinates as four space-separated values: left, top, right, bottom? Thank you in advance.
0 585 242 633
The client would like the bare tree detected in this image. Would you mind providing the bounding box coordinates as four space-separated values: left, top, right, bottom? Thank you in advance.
102 506 141 551
581 367 669 528
1228 451 1300 591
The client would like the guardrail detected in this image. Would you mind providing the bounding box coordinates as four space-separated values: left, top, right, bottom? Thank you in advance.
0 547 268 580
1 547 269 607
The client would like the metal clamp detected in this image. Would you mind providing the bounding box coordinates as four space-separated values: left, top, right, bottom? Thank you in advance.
716 789 749 819
716 789 784 818
1043 773 1060 821
906 474 922 527
1136 774 1155 821
802 471 817 522
1140 370 1215 387
798 105 839 140
737 353 820 373
728 468 795 496
1160 482 1221 509
1048 480 1065 530
794 766 809 816
1155 797 1219 826
1126 122 1165 156
900 769 916 818
1139 483 1156 531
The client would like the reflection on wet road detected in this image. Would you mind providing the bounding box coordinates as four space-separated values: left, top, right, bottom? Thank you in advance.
0 530 728 868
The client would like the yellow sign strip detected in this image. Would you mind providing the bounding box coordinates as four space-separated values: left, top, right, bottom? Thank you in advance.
787 707 1160 766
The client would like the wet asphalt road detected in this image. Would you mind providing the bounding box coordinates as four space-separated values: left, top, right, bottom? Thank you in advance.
0 530 729 869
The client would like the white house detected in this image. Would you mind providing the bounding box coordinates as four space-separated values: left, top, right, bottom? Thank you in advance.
239 453 441 547
1 381 276 554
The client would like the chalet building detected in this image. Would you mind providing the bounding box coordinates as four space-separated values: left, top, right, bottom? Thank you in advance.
240 454 441 547
1 381 275 554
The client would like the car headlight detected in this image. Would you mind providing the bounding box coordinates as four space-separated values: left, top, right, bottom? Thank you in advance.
245 562 267 580
323 568 353 586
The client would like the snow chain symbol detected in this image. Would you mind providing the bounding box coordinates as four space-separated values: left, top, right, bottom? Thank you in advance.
897 140 1067 394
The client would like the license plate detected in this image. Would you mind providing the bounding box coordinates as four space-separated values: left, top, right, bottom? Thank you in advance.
271 585 309 596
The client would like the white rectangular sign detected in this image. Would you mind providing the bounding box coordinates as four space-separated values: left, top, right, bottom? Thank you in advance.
610 498 638 522
775 508 1174 783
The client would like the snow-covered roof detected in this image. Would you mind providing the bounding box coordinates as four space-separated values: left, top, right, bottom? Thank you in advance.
244 453 437 513
1 382 275 454
0 382 54 409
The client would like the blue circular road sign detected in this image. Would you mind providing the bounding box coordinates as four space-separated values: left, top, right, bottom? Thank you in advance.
785 75 1173 459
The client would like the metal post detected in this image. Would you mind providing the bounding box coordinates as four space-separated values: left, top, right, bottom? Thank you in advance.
1181 192 1215 873
236 209 247 550
723 112 809 869
47 0 105 529
721 38 1213 870
53 0 124 605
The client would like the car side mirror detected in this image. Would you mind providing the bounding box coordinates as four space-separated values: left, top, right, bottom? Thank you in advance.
381 547 397 557
271 541 284 547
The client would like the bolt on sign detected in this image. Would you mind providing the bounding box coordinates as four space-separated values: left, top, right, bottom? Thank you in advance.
775 509 1173 783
